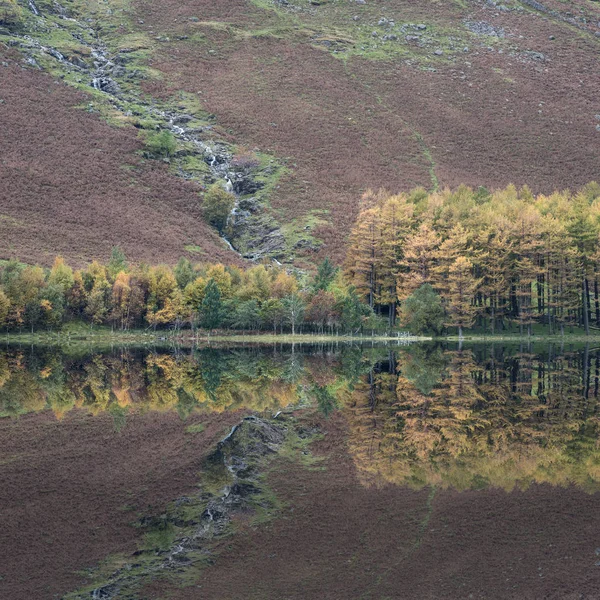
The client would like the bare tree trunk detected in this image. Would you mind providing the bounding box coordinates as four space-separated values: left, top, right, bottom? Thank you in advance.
583 278 590 335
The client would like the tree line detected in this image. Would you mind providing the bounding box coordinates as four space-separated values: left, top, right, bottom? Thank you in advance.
0 250 373 334
344 183 600 336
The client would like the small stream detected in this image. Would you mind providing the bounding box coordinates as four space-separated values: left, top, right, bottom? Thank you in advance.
12 0 278 259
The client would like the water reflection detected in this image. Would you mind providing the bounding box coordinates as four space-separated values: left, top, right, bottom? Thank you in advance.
0 345 370 420
346 344 600 492
2 343 599 492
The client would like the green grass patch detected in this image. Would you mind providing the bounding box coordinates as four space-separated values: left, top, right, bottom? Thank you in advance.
279 209 328 254
184 244 206 255
249 0 471 64
185 422 205 434
141 521 177 552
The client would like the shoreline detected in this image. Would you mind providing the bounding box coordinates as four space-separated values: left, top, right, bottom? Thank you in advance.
3 330 600 346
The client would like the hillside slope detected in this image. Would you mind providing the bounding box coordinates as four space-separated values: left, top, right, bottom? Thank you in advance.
1 0 599 266
0 49 241 267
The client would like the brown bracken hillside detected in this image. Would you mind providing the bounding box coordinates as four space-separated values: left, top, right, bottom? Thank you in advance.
0 49 240 267
1 0 599 265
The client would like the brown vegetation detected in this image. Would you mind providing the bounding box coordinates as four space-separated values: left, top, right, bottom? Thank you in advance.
134 0 600 262
145 411 600 600
0 407 244 600
0 49 240 267
2 0 598 266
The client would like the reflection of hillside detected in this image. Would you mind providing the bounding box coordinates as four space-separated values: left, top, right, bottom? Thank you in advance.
343 348 600 492
5 344 599 492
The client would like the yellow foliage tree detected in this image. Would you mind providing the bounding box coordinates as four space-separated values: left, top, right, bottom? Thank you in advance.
0 290 10 329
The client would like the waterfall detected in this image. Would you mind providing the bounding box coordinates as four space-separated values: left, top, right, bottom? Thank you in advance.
221 236 237 253
9 5 271 261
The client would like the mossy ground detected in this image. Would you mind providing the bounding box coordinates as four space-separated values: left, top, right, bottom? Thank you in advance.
248 0 477 64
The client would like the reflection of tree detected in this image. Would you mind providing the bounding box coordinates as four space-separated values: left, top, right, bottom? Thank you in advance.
0 355 46 417
1 347 353 420
6 344 600 492
310 385 338 417
343 347 600 492
400 345 447 395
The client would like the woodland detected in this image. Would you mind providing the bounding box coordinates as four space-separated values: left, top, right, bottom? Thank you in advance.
346 183 600 336
0 250 370 335
3 183 600 337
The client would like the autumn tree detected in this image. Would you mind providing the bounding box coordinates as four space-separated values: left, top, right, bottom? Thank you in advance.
306 290 338 334
48 257 74 293
205 264 233 299
85 281 110 326
203 183 236 234
272 270 298 298
66 271 87 319
345 205 381 308
0 290 10 329
10 266 47 332
107 247 128 281
345 182 600 336
260 298 285 333
378 195 414 325
174 257 196 289
146 266 181 329
567 192 598 335
283 294 305 335
397 222 440 301
199 279 224 335
476 228 511 333
111 272 132 330
237 265 272 302
445 256 481 339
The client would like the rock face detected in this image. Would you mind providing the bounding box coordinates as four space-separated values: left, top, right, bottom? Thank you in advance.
231 212 287 260
464 20 506 37
521 0 548 12
232 168 264 196
73 416 290 600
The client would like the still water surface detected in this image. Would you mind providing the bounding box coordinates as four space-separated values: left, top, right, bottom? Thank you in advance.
2 342 599 491
2 341 600 598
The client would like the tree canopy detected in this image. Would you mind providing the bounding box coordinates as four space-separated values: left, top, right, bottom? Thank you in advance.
345 183 600 335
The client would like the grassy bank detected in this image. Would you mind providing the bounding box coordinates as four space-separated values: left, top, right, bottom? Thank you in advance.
5 320 600 347
0 329 432 347
5 329 600 348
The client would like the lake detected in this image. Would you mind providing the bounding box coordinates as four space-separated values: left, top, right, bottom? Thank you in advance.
1 341 599 599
